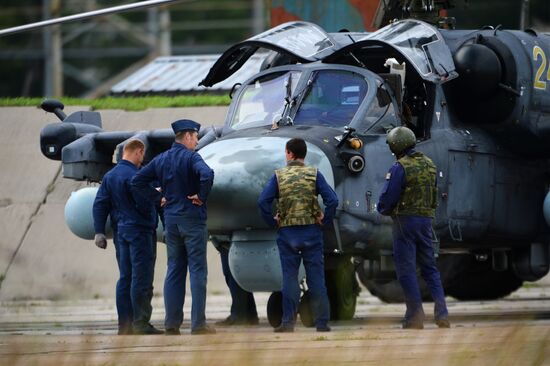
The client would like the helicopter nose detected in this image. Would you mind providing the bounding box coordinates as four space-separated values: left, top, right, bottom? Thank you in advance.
200 136 334 232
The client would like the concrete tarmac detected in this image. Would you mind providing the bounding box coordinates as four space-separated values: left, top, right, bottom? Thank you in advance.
1 283 550 366
1 323 548 366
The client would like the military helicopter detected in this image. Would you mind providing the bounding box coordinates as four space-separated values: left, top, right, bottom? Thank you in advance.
31 1 550 326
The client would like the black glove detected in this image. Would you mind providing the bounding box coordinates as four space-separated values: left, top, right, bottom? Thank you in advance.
95 233 107 249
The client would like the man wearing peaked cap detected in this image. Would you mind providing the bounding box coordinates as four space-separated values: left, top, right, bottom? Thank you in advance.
131 118 216 335
171 118 260 328
209 112 258 327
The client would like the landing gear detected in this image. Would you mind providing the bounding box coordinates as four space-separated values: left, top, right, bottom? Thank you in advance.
358 253 524 302
325 256 359 320
267 291 283 327
300 257 360 326
362 279 410 303
298 291 314 327
444 255 523 300
269 290 310 328
357 255 458 303
269 256 360 328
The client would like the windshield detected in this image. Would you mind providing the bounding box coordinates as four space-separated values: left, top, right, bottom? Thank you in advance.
231 71 301 129
293 70 368 128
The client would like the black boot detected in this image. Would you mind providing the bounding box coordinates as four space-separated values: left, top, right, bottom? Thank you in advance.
133 323 163 335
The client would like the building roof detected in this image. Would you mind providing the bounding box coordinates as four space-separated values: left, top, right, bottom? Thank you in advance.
111 54 264 95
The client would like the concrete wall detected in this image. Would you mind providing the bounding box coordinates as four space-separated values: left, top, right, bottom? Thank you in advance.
0 106 229 300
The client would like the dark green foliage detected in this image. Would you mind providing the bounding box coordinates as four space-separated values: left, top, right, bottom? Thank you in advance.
0 1 260 97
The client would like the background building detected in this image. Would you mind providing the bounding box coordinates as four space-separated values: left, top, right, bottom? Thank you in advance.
0 0 548 98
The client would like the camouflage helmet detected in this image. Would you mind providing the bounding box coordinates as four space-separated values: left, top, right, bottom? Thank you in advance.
386 126 416 155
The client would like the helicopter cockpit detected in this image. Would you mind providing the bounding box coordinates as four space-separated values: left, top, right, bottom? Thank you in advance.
325 20 457 140
203 19 457 140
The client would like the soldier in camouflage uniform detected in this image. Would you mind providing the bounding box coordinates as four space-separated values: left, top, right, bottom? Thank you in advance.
258 138 338 333
377 127 450 329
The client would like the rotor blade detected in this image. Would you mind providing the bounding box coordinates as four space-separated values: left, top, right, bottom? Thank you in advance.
0 0 188 37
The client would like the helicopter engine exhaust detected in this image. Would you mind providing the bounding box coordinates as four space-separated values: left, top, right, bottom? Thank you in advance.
453 43 502 100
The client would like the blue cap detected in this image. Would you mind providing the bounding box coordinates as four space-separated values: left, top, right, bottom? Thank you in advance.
171 119 201 134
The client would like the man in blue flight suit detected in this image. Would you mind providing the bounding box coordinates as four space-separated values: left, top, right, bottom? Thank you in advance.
377 126 450 329
93 139 162 335
258 138 338 332
214 242 259 326
131 119 216 335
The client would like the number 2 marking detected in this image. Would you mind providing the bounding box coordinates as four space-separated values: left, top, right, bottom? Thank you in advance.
533 46 550 90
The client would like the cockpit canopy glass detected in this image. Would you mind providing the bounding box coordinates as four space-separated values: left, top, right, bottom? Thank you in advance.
363 19 455 80
365 20 436 75
230 71 301 129
293 70 368 127
250 22 335 59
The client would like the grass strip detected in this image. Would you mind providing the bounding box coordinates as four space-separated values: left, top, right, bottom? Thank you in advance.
0 95 231 111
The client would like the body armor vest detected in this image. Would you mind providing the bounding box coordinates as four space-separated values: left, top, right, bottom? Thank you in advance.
393 152 438 218
275 162 321 227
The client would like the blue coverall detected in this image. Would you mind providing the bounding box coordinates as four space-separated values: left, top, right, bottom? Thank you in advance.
258 170 338 328
377 149 449 324
93 160 157 331
131 142 214 331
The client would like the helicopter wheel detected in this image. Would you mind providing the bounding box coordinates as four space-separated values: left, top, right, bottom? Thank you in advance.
325 256 359 321
362 279 408 303
358 255 460 303
360 254 524 301
298 291 314 327
267 291 283 328
444 255 523 300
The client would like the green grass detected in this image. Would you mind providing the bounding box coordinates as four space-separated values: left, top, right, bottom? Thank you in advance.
0 95 231 111
313 336 328 341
